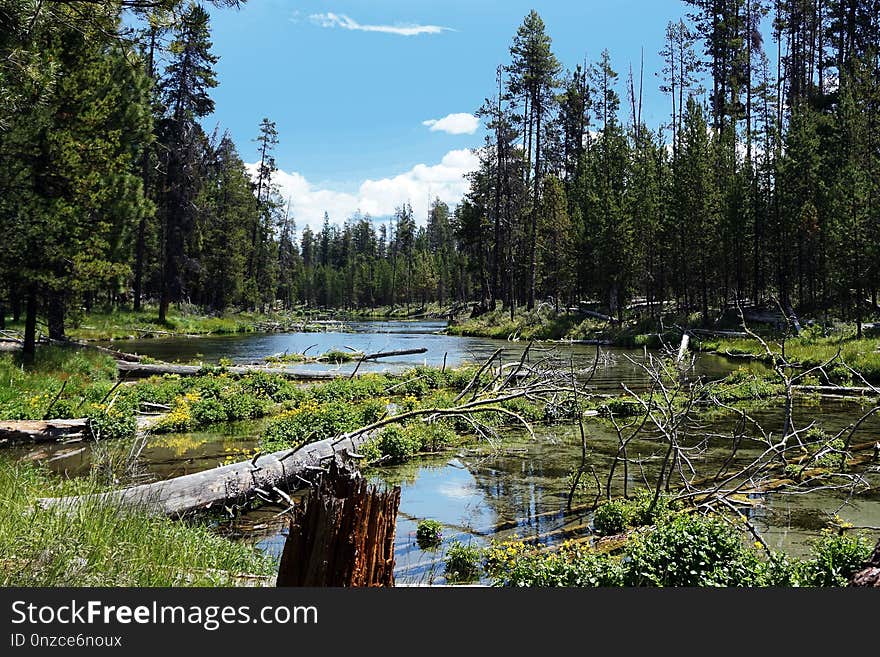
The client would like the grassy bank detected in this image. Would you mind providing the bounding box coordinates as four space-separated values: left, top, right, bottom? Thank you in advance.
3 305 304 342
445 306 682 346
694 330 880 383
0 457 275 586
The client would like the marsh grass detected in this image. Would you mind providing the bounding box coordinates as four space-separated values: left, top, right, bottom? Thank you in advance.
0 457 275 586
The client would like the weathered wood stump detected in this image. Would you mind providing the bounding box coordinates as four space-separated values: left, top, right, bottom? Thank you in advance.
850 539 880 587
277 459 401 587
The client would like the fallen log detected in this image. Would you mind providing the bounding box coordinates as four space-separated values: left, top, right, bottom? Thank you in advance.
44 337 143 363
689 329 750 338
37 428 379 516
361 347 427 361
792 385 878 396
0 419 90 445
116 361 359 380
115 347 428 380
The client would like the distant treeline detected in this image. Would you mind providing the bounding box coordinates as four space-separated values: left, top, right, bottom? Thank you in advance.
1 1 879 355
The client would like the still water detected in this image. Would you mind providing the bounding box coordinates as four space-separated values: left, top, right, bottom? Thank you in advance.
30 321 880 583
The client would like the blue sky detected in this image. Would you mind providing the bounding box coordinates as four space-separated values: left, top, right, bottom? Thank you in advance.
204 1 691 227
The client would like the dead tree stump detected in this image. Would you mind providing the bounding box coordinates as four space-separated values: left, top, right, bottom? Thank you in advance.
850 539 880 587
276 459 401 587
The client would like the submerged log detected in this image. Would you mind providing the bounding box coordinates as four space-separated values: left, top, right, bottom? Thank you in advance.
37 428 379 516
0 419 90 444
44 337 143 362
277 459 400 587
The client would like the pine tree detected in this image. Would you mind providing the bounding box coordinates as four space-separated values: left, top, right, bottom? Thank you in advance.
156 3 218 322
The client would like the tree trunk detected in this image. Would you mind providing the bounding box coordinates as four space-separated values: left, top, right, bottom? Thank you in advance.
277 459 400 587
528 100 542 311
23 293 37 358
47 292 65 341
133 215 147 312
12 294 21 323
850 539 880 587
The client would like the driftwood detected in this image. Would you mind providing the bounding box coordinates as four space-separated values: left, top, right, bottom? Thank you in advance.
37 428 379 516
792 385 877 396
0 419 90 444
277 459 400 587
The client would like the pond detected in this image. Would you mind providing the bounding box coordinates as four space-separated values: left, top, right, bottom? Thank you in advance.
26 321 880 584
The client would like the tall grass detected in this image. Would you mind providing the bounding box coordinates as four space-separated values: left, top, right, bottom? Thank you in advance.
0 458 276 586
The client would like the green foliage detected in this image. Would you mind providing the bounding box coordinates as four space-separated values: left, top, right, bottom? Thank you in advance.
592 490 676 536
416 519 444 549
598 398 643 418
623 513 764 586
444 541 483 583
794 531 873 587
592 499 636 536
486 541 624 587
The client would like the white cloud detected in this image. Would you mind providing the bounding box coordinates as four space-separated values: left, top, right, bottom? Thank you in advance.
249 149 479 229
309 12 453 37
422 113 479 135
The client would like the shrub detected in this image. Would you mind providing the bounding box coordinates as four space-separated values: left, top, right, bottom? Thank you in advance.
598 398 643 418
543 397 580 424
416 519 443 549
444 541 482 583
222 393 266 421
191 397 228 426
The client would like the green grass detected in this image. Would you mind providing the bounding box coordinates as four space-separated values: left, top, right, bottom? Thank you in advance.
0 458 275 586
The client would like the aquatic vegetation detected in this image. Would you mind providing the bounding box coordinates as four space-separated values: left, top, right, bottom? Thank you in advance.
486 511 874 587
416 519 444 549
